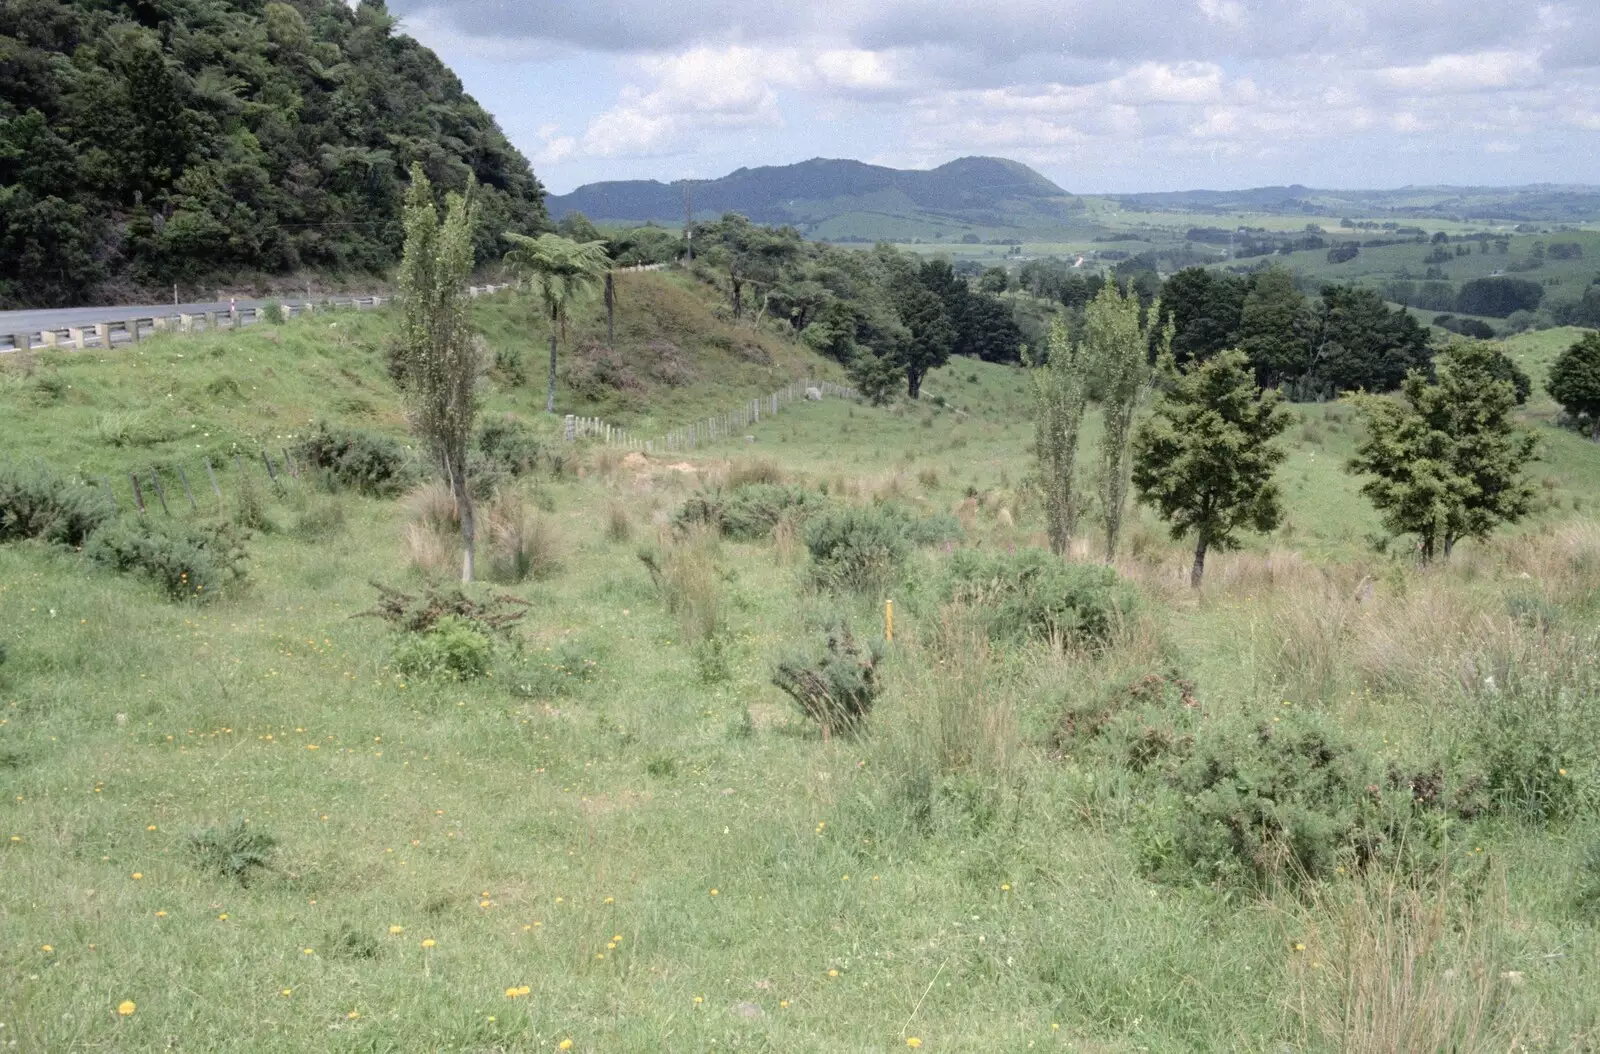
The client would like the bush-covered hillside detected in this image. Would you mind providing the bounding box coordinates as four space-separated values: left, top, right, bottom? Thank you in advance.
0 0 546 307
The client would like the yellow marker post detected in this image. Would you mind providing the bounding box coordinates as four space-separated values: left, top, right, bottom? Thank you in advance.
885 599 894 642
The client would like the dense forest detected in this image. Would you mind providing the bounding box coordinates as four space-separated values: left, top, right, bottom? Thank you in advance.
0 0 547 307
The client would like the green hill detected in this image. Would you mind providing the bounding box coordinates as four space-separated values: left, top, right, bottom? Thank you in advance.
0 0 547 309
546 156 1086 240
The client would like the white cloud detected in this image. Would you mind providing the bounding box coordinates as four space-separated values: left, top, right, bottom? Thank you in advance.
388 0 1600 187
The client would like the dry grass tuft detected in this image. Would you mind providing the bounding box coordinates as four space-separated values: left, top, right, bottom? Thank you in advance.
890 607 1017 780
605 499 632 543
728 456 784 488
1286 871 1524 1053
639 524 722 642
483 491 560 583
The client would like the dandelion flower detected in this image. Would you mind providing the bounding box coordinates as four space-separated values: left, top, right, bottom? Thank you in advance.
709 888 719 896
780 1000 789 1009
827 969 839 978
1000 883 1010 891
1294 943 1305 952
907 1038 922 1048
347 1010 360 1019
281 989 292 997
559 1041 573 1051
603 896 614 904
422 939 436 948
303 948 314 955
606 942 616 950
389 925 404 935
40 944 53 953
612 934 622 942
217 913 229 921
694 996 704 1004
118 1000 136 1016
146 825 157 831
155 911 167 918
132 873 143 880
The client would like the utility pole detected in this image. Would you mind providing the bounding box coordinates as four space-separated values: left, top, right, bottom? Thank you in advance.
683 183 694 263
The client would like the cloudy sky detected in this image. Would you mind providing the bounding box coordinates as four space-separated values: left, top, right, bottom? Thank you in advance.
387 0 1600 195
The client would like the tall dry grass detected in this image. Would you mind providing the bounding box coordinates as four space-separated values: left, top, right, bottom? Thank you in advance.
1285 871 1525 1053
888 606 1018 781
640 524 722 642
483 491 560 583
402 480 460 576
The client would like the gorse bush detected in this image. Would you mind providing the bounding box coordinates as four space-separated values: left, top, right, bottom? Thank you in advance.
475 416 559 482
805 505 911 593
1153 710 1423 890
938 548 1136 647
1049 667 1197 773
188 818 276 887
293 422 411 495
357 581 528 638
675 483 827 541
0 463 114 546
86 518 250 601
771 622 883 739
390 615 494 681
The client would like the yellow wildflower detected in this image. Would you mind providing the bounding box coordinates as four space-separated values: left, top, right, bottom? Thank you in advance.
117 1000 136 1016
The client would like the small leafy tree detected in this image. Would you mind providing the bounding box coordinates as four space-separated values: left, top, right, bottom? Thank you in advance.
1131 349 1291 587
1086 281 1170 559
397 164 480 581
1029 319 1089 555
1346 340 1537 560
1548 331 1600 438
502 232 611 413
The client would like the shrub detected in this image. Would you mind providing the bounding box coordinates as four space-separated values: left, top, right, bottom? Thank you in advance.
676 483 827 541
294 422 410 495
86 518 249 601
391 615 494 681
493 344 527 386
357 581 528 638
188 817 276 887
1049 667 1197 772
805 505 910 593
1156 710 1422 890
475 416 555 480
233 470 271 532
938 548 1137 647
260 300 286 324
0 463 114 546
771 622 883 739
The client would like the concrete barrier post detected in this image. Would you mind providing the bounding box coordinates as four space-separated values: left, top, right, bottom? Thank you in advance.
204 312 217 331
66 327 84 349
127 320 141 344
11 333 30 352
93 323 109 348
564 414 576 442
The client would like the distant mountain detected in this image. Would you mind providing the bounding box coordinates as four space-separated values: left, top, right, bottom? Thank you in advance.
546 157 1083 240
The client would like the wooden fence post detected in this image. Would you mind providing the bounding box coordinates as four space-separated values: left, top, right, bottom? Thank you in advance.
130 473 146 514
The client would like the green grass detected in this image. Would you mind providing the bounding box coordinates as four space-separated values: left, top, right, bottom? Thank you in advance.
4 293 1600 1051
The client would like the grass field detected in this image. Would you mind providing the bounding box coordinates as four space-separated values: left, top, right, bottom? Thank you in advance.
3 289 1600 1051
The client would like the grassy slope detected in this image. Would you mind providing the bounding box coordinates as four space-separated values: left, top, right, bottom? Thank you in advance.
0 271 844 481
3 316 1600 1050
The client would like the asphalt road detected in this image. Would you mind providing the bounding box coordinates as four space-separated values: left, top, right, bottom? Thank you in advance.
0 297 323 335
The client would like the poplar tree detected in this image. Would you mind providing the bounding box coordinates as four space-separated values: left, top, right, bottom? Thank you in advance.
1132 350 1291 587
397 164 481 581
1085 281 1170 559
1029 318 1089 555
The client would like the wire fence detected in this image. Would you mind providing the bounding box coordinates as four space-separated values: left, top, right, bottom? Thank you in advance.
562 379 859 455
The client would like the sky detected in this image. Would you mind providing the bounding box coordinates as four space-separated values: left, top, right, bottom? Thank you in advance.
385 0 1600 196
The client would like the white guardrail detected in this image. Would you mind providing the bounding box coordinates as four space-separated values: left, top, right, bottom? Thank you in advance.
2 285 512 352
